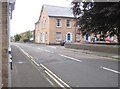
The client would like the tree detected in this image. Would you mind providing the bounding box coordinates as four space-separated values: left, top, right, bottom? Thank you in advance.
25 31 32 40
23 31 32 42
72 1 120 44
14 34 21 42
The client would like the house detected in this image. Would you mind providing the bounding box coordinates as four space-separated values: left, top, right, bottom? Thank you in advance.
0 0 15 88
76 28 118 43
35 5 76 44
19 30 35 42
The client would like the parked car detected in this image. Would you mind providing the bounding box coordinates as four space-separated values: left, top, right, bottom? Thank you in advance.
105 38 110 42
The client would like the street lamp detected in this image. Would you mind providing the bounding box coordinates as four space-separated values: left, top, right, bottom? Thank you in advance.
9 0 16 19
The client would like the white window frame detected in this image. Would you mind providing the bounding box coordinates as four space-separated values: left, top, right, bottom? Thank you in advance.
56 32 62 41
66 19 71 28
46 32 48 41
56 19 62 27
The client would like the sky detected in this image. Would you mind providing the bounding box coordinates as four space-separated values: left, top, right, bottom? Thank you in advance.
10 0 73 36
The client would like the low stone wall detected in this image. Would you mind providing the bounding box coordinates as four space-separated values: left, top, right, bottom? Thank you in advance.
65 43 119 55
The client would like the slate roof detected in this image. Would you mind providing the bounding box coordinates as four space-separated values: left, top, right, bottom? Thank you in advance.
43 5 75 18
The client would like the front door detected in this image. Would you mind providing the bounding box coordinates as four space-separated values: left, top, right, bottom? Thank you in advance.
66 33 72 42
67 33 71 41
86 34 89 41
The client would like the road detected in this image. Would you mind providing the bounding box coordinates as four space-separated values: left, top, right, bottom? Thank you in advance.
11 43 119 88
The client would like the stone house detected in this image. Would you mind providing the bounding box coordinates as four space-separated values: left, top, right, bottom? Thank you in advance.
35 5 76 44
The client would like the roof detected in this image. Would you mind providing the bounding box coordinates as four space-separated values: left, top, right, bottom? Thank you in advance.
43 5 75 18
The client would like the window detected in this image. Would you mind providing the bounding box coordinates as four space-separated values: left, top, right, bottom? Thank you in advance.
56 19 61 27
46 32 48 41
66 19 71 28
43 18 46 29
56 32 62 41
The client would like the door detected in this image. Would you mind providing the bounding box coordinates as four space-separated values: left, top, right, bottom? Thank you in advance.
66 32 72 42
86 34 89 41
67 33 71 41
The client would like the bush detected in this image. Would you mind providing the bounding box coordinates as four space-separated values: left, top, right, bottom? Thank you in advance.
23 38 30 43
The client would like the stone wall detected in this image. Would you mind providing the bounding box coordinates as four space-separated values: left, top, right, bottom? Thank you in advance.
65 43 119 54
0 1 2 88
0 1 9 87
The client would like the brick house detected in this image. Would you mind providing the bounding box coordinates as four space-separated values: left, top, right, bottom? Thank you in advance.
35 5 76 44
76 28 118 43
0 0 15 88
19 30 35 42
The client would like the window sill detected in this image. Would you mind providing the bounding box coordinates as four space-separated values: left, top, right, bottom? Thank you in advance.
56 26 62 28
56 40 62 42
66 27 72 29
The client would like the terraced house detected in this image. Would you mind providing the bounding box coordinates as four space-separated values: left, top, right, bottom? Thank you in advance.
35 5 76 44
0 0 15 88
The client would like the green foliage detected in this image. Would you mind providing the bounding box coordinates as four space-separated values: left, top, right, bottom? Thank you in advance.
23 38 30 43
25 31 32 39
72 2 120 44
14 34 21 42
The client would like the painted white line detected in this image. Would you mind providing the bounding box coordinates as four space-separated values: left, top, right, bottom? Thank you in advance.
18 62 23 64
38 48 54 53
32 60 39 66
30 58 34 62
38 48 44 51
44 50 54 53
26 54 30 58
30 56 33 59
40 64 71 88
101 66 120 74
28 56 39 66
59 54 82 62
48 46 57 49
45 77 55 87
45 70 64 88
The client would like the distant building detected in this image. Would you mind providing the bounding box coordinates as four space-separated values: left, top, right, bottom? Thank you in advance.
0 0 15 88
19 30 35 42
35 5 76 44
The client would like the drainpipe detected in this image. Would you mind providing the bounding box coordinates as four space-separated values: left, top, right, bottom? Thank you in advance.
74 19 77 43
8 0 15 88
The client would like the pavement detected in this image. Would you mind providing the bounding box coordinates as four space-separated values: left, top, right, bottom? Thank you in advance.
11 45 53 87
64 47 120 61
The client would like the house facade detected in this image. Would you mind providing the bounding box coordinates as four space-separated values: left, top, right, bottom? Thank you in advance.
76 29 118 43
35 5 76 44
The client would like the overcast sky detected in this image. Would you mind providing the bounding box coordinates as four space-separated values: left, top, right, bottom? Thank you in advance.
10 0 73 36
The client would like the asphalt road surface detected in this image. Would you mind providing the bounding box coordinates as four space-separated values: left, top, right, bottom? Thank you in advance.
11 43 119 88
